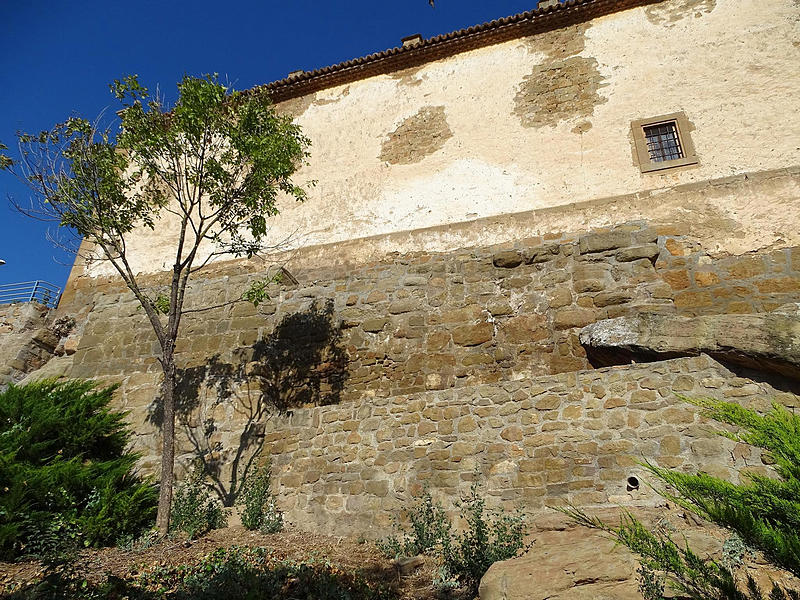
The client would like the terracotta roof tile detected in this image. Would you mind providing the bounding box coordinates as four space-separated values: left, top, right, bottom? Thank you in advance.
258 0 661 103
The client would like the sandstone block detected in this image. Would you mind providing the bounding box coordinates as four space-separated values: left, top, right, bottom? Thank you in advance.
437 305 483 324
661 269 691 290
578 231 632 254
524 243 560 264
452 322 493 346
404 276 428 286
553 308 596 330
365 480 390 497
755 277 800 293
694 271 721 287
691 438 725 457
674 291 713 309
660 435 681 455
630 390 657 404
727 256 766 279
362 318 388 333
535 394 561 410
593 290 633 307
487 301 513 316
615 244 659 263
426 330 451 351
548 287 573 309
502 314 547 343
493 251 523 269
501 426 523 442
664 238 685 256
365 290 387 303
458 415 478 433
388 299 418 314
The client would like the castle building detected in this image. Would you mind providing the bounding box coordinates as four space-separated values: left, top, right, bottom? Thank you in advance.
9 0 799 536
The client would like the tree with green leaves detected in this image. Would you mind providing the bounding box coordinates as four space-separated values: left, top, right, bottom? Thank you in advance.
0 74 311 534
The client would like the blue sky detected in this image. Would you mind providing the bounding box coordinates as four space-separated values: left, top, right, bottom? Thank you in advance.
0 0 538 289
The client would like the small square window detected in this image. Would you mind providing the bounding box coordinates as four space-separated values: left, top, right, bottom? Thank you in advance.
631 112 698 173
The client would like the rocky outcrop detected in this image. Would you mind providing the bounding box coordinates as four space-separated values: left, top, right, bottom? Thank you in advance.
479 508 800 600
0 303 77 388
17 354 74 385
0 303 54 387
580 304 800 379
479 526 640 600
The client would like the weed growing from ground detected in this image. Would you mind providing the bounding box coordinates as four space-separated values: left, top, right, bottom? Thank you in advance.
236 461 283 533
116 529 160 552
441 479 528 591
376 488 450 558
377 479 528 595
170 463 227 539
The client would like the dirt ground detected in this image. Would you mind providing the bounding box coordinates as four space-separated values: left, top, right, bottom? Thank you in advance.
0 526 471 599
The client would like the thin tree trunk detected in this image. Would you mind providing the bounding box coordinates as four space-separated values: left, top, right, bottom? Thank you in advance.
155 350 177 535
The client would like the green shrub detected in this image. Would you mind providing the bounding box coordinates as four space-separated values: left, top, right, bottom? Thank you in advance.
648 398 800 577
378 479 528 594
236 461 283 533
376 488 450 558
170 463 227 538
0 380 157 560
562 397 800 599
441 480 528 590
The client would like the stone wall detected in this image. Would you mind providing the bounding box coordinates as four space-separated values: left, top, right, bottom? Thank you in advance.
55 222 800 519
656 242 800 315
68 222 800 399
264 355 793 537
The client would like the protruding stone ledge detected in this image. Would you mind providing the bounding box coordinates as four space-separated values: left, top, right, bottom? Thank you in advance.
579 304 800 379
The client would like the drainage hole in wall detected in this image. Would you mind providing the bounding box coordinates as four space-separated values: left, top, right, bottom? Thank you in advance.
626 475 640 492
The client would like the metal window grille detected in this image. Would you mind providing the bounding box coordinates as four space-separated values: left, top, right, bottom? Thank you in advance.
643 121 684 163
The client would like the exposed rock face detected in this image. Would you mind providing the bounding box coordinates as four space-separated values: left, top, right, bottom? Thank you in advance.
479 527 640 600
0 303 56 388
0 304 79 389
479 509 800 600
580 304 800 379
17 354 74 385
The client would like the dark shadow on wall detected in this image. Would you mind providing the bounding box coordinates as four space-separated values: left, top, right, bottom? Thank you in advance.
148 299 349 506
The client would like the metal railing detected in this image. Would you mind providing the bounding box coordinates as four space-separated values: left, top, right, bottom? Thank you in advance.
0 281 62 308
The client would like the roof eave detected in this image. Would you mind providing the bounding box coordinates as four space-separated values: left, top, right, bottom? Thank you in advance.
259 0 663 104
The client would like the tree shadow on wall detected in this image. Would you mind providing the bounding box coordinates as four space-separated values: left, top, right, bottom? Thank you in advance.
148 299 349 506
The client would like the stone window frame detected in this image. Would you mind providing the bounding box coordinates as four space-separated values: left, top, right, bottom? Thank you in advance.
631 111 699 173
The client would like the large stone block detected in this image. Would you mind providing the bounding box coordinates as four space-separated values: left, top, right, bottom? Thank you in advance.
578 231 632 254
452 322 494 346
580 304 800 379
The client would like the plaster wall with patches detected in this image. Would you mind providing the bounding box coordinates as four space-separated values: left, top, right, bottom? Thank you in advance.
74 0 800 280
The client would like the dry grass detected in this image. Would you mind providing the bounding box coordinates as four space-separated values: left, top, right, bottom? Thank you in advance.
0 525 477 599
